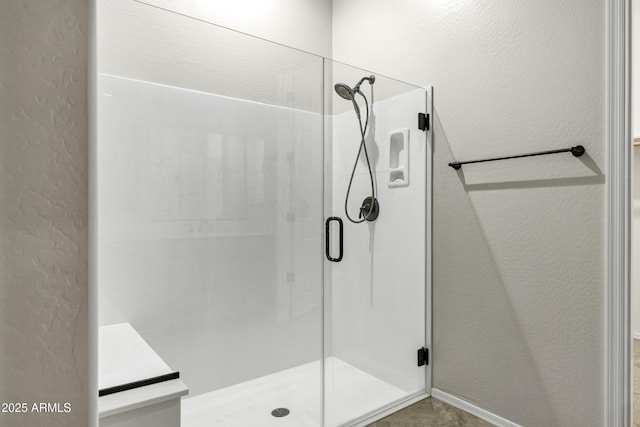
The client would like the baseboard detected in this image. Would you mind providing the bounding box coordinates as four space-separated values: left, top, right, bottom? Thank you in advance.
346 391 430 427
431 389 522 427
632 332 640 340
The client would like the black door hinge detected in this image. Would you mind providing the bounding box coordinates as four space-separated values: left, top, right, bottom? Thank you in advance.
417 347 429 366
418 113 429 131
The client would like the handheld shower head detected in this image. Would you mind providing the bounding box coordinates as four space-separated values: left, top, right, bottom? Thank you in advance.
334 74 376 100
334 83 360 117
334 83 355 101
334 75 376 118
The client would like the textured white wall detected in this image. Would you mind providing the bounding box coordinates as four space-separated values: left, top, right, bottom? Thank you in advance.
136 0 332 58
633 149 640 336
0 0 89 426
98 0 328 113
333 1 605 426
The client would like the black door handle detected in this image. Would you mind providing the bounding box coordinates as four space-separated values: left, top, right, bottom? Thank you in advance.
325 217 343 262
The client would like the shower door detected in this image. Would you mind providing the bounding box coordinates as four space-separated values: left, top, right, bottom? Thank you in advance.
323 60 431 426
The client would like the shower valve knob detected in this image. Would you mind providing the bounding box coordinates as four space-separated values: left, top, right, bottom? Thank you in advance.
359 197 380 222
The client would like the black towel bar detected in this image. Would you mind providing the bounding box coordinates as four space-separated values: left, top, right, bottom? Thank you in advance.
448 145 585 170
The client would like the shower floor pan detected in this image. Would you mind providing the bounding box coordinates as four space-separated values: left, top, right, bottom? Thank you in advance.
181 357 406 427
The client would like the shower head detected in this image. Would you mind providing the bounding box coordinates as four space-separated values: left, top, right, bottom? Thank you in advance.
334 83 355 101
334 75 376 100
334 83 360 117
333 75 376 118
353 75 375 94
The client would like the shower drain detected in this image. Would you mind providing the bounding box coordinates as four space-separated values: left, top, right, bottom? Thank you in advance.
271 408 290 418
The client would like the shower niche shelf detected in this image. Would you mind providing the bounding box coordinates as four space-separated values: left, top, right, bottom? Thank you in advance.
388 128 410 188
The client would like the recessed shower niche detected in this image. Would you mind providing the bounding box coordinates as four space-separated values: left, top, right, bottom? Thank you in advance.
388 128 410 188
96 1 432 426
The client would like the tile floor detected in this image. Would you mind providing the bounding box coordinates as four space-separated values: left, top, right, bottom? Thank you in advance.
367 397 491 427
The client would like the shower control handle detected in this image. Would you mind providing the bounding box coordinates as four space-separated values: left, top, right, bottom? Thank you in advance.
325 217 343 262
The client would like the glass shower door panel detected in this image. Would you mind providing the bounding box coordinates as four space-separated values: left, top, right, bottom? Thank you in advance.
97 2 324 426
324 60 428 426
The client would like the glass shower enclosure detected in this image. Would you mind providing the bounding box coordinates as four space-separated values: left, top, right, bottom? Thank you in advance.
96 1 431 426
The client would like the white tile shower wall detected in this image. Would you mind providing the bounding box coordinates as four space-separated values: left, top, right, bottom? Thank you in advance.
97 75 323 396
330 89 426 393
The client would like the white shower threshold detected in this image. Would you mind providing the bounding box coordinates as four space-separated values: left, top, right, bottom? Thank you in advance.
181 357 408 427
